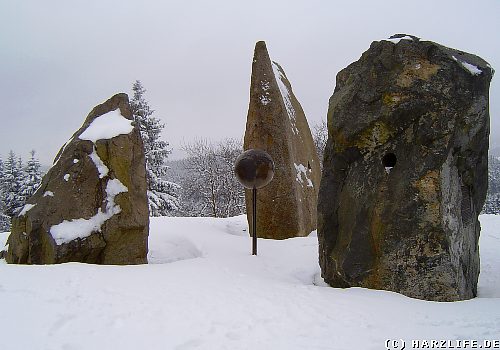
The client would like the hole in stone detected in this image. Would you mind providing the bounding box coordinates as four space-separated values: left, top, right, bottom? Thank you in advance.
307 161 311 170
382 153 397 168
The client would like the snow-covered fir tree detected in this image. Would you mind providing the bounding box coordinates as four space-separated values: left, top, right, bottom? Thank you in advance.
1 151 25 218
0 157 11 232
20 150 42 200
0 208 7 232
130 80 181 216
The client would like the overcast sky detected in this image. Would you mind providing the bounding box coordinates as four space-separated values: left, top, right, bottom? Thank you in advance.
1 0 498 165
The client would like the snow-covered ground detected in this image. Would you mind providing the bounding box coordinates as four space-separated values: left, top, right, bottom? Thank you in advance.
0 215 499 350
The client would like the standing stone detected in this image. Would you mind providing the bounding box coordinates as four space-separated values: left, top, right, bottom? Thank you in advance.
318 34 494 301
244 41 321 239
6 93 149 264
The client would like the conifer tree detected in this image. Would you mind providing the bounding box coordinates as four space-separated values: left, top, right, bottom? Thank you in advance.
20 150 42 200
0 157 10 232
1 151 24 218
0 157 3 191
130 80 181 216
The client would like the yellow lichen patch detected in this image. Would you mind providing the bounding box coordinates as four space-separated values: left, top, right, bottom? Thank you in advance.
397 60 440 88
382 92 407 106
332 121 394 153
356 121 394 151
414 170 441 227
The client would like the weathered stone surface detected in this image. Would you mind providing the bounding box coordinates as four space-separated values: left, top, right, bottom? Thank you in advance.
244 41 321 239
6 93 149 264
318 34 493 301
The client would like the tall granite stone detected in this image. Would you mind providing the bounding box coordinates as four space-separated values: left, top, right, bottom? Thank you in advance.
6 93 149 264
318 34 493 301
244 41 321 239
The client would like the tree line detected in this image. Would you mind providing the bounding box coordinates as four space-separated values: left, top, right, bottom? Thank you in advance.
0 150 42 231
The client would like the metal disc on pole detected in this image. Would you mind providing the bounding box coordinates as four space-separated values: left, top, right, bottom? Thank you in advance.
234 149 274 255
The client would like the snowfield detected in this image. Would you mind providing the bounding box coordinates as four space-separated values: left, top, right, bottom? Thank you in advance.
1 215 499 350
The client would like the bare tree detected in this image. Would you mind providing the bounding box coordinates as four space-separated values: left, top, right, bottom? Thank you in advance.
312 120 328 168
180 138 245 218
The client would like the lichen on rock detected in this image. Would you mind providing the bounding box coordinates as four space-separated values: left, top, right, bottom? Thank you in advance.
318 34 493 301
6 93 149 265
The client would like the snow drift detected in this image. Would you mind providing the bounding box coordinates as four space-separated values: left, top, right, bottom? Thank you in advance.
0 214 499 349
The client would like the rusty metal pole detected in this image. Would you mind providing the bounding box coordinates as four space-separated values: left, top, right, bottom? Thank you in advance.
252 187 257 255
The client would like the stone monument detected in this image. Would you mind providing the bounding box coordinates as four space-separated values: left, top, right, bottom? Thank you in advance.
318 34 493 301
6 93 149 264
244 41 321 239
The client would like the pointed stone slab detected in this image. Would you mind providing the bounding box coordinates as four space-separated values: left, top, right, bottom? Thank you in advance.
244 41 321 239
6 94 149 264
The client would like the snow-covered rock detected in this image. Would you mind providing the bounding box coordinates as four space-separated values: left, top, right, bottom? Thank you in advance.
5 93 149 265
244 41 321 239
319 34 493 301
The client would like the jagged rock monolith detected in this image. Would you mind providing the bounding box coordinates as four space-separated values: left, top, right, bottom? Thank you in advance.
318 34 494 301
6 93 149 264
244 41 321 239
